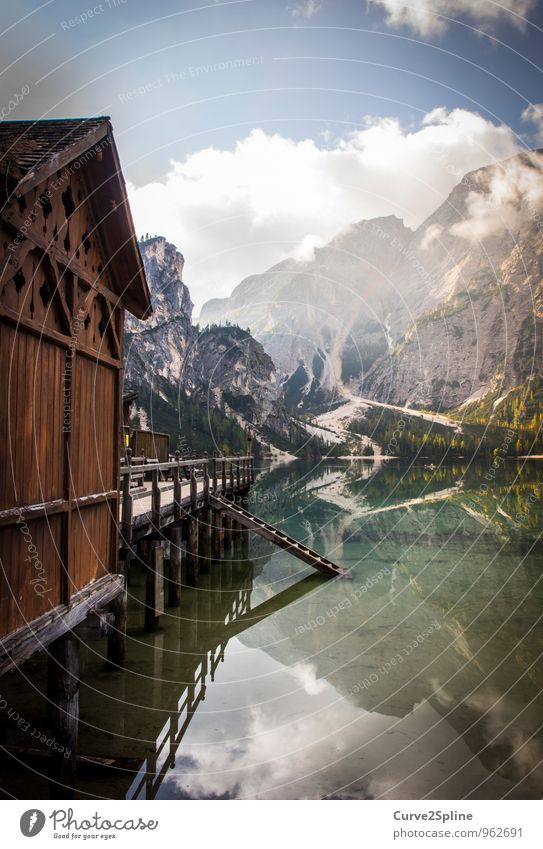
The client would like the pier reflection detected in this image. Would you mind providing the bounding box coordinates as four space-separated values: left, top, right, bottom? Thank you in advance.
76 555 322 800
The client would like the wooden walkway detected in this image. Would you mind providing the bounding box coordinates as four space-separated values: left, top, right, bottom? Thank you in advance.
120 453 348 578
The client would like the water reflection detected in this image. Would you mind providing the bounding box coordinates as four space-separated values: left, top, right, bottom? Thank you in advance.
155 458 542 799
1 459 541 800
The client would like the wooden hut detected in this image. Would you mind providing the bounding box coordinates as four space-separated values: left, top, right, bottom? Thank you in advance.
0 118 151 676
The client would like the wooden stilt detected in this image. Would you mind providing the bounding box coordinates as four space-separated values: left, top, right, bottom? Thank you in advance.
240 526 249 557
198 508 212 571
107 589 127 667
48 633 80 797
145 539 164 632
212 508 222 559
232 518 242 552
168 525 182 607
187 514 199 584
223 513 233 551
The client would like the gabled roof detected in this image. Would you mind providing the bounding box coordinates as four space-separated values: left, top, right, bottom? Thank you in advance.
0 118 151 320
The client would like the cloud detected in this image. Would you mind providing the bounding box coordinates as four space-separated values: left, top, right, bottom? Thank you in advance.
369 0 537 36
127 108 519 310
292 233 325 261
289 0 322 18
522 102 543 144
420 223 443 250
451 151 543 242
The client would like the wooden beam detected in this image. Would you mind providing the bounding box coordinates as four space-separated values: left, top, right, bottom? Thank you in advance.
107 589 127 668
72 610 114 641
168 526 182 607
186 515 199 585
47 632 80 797
0 573 124 675
145 540 164 632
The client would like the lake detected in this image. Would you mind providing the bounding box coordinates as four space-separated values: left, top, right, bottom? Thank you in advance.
1 457 542 800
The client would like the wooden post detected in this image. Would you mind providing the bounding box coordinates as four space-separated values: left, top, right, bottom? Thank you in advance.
173 451 181 520
236 453 241 489
212 508 222 559
212 451 217 493
187 515 199 584
241 525 249 557
229 460 234 491
168 525 182 606
199 508 212 571
48 633 80 797
151 467 161 529
145 539 164 632
203 456 210 505
221 458 226 493
107 587 127 667
190 468 197 511
121 463 133 547
232 518 241 553
223 513 233 551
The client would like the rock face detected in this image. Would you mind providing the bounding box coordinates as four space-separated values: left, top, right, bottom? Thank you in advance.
124 237 291 440
201 150 543 410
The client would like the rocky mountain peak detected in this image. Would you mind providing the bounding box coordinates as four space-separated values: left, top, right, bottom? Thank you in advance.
129 236 193 331
124 237 293 446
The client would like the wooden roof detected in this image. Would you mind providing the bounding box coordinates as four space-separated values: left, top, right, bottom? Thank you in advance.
0 117 151 320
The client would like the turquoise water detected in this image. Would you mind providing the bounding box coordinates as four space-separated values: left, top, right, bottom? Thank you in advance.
1 458 542 799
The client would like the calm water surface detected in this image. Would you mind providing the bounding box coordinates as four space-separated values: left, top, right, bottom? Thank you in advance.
2 458 542 799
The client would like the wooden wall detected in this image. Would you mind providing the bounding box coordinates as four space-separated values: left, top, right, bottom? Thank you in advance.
0 164 125 639
130 429 170 463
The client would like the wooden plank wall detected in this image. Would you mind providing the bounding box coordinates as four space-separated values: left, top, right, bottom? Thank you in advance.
0 162 125 639
131 430 170 463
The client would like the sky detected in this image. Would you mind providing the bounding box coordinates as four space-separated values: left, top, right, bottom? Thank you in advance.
2 0 543 310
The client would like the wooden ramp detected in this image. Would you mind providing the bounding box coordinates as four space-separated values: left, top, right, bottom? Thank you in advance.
209 495 350 578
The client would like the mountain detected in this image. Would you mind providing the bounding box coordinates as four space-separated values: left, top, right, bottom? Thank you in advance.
200 150 543 412
124 237 293 452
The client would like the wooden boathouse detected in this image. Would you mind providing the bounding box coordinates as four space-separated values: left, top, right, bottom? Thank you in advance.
0 117 151 789
0 117 347 797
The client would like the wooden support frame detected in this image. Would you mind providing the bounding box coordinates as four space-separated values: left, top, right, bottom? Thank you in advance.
0 574 124 675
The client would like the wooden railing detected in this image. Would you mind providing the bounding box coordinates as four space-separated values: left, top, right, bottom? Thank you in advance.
119 450 254 544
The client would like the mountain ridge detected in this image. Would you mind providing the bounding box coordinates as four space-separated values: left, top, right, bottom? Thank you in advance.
200 149 543 412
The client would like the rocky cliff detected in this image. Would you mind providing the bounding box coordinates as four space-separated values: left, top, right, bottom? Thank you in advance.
201 149 543 412
124 237 292 448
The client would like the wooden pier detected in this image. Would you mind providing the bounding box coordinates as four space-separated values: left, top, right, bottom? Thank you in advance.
118 449 348 636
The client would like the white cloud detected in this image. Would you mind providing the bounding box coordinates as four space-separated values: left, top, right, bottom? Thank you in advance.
289 0 322 18
451 151 543 242
292 233 325 261
522 102 543 144
420 223 443 250
369 0 537 36
127 108 519 310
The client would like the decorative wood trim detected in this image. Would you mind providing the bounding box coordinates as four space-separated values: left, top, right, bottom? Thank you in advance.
100 295 121 361
1 214 118 305
49 255 73 336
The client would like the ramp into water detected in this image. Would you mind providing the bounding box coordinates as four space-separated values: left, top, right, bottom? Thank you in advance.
209 495 350 578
